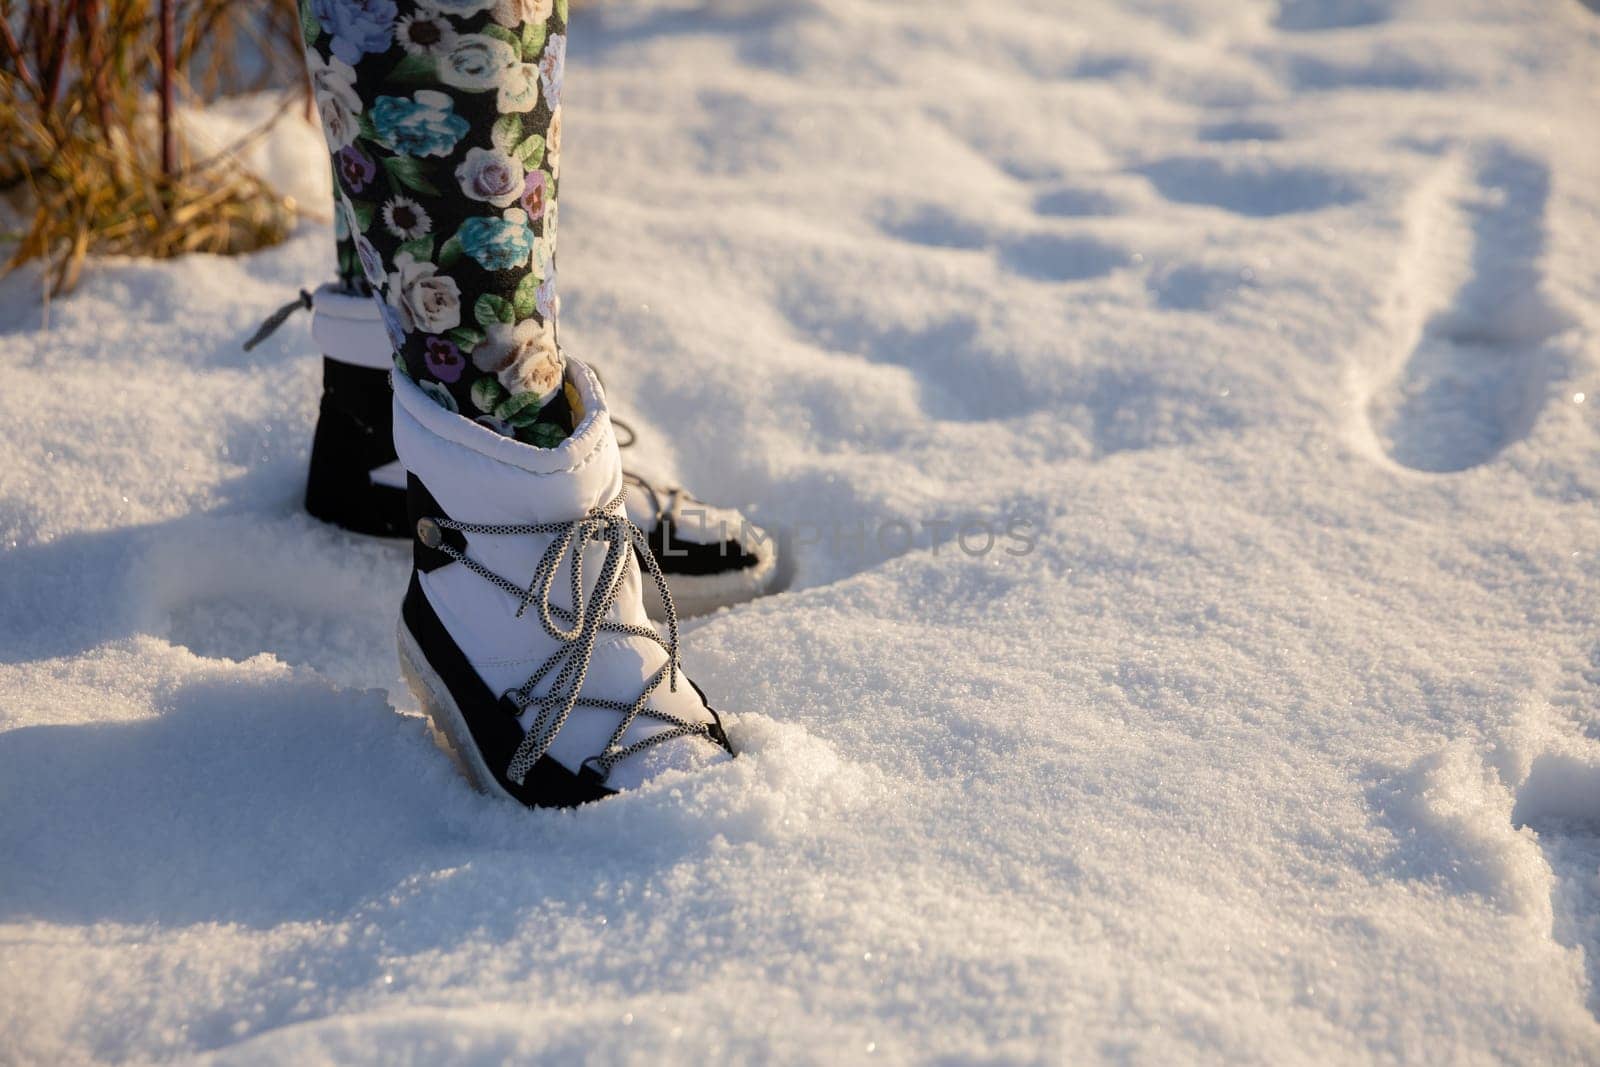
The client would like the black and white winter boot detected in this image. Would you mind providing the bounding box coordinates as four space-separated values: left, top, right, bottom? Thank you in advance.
302 284 410 538
283 284 779 614
392 360 734 807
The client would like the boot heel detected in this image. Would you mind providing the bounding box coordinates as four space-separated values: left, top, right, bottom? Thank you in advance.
305 357 409 537
397 621 507 800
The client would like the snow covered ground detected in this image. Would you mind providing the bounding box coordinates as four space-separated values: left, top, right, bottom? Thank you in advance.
4 0 1600 1061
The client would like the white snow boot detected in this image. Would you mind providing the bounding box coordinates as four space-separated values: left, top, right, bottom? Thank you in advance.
392 359 734 807
274 283 780 614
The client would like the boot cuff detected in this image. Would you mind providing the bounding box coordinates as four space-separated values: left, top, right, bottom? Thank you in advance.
392 358 621 525
310 284 392 370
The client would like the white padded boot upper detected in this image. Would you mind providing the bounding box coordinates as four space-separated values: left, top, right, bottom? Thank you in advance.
392 360 729 791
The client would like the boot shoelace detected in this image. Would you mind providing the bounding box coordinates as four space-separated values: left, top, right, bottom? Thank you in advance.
623 470 688 530
241 289 314 352
420 489 723 786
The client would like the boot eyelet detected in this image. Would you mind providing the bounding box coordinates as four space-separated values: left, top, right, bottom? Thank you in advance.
578 757 611 786
416 517 443 548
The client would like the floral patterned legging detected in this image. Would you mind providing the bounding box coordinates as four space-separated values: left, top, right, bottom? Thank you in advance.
301 0 574 448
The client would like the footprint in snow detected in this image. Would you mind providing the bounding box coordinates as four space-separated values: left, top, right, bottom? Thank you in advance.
1135 155 1365 217
1512 753 1600 1023
132 515 408 693
1273 0 1393 33
1365 145 1572 474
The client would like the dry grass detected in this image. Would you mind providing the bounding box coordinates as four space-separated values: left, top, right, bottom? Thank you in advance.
0 0 308 296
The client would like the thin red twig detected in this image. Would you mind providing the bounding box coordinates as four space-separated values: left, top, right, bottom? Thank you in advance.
158 0 175 178
0 3 42 101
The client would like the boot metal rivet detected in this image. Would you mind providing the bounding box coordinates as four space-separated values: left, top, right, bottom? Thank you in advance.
416 518 443 548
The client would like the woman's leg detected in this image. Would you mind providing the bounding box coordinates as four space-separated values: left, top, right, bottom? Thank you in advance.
294 0 766 809
301 0 572 448
296 0 779 612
